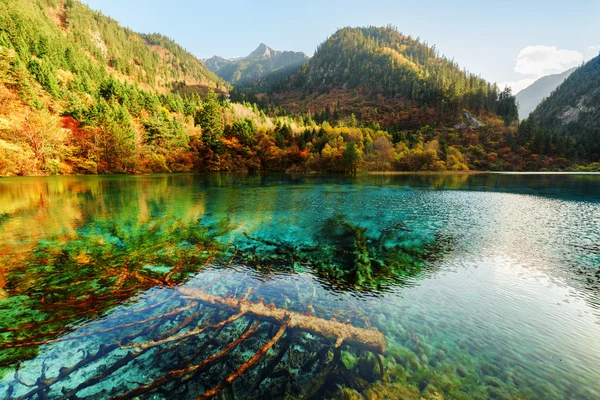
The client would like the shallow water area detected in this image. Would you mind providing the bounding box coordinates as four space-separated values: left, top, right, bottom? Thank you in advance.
0 173 599 399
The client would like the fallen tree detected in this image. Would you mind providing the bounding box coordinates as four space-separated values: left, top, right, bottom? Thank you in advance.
7 286 387 399
179 287 387 355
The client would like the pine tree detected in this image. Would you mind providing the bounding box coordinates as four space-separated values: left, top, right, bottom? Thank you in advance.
497 87 519 126
195 89 224 146
342 142 361 173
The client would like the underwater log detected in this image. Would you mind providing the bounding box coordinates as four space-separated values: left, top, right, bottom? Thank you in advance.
111 321 262 400
197 321 288 400
179 287 387 354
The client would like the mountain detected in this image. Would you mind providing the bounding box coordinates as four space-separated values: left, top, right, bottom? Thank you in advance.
0 0 226 95
255 26 516 129
0 0 230 176
521 54 600 163
0 0 546 176
204 43 309 85
515 68 576 120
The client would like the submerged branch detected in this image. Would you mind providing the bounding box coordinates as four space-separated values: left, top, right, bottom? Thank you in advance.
59 306 208 399
110 321 262 400
0 303 195 349
122 310 247 352
197 321 288 400
14 323 161 400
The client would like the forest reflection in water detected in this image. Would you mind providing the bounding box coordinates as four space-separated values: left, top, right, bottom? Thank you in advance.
0 173 599 399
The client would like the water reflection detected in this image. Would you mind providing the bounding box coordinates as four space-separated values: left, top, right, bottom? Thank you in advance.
0 173 599 399
0 174 452 372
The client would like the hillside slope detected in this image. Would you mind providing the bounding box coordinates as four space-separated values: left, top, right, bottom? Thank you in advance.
517 55 600 166
256 26 517 129
204 43 309 85
516 67 576 120
0 0 231 175
4 0 225 93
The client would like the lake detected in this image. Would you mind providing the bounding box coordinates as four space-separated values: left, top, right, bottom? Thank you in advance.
0 173 599 399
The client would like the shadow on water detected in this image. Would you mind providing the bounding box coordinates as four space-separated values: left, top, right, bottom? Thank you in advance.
0 173 598 399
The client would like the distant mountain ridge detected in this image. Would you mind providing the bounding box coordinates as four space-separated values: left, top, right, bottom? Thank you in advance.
204 43 309 85
516 68 576 120
528 55 599 130
246 43 274 59
517 54 600 165
253 26 517 128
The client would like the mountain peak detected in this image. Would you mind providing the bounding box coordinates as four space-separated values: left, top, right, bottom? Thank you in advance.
204 44 309 85
247 43 274 59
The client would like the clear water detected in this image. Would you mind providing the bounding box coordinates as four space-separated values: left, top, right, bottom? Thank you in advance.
0 173 599 399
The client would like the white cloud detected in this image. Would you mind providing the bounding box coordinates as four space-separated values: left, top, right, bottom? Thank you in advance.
589 45 600 51
497 78 537 95
514 45 583 77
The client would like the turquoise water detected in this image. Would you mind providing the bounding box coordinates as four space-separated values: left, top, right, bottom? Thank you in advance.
0 173 599 399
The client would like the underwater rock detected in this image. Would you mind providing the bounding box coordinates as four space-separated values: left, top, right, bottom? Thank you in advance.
355 353 380 383
342 351 358 370
484 375 503 388
338 387 365 400
359 381 422 400
455 366 468 378
485 385 513 400
434 350 446 363
480 361 500 377
388 344 421 371
387 364 406 382
422 385 444 399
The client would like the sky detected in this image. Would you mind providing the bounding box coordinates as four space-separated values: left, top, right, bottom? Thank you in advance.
81 0 599 94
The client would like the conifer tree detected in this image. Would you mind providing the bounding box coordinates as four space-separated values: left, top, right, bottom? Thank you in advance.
195 89 224 146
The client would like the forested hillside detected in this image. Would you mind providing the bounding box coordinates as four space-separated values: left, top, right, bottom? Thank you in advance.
0 0 230 175
257 26 518 129
0 0 225 93
0 1 590 175
516 55 600 169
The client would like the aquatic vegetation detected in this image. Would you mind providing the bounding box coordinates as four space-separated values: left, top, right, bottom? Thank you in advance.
0 174 599 399
0 216 233 370
237 213 452 290
0 207 442 372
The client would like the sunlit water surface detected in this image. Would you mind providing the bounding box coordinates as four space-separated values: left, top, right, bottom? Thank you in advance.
0 173 599 399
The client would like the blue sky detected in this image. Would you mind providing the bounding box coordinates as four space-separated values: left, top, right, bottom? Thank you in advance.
82 0 599 93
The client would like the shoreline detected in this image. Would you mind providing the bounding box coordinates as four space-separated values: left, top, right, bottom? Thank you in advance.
366 170 600 175
2 170 600 180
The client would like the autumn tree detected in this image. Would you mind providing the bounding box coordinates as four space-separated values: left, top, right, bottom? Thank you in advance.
18 111 70 173
372 135 394 170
